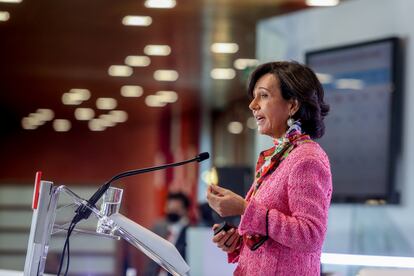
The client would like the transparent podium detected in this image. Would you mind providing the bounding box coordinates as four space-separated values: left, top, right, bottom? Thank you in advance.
23 179 190 276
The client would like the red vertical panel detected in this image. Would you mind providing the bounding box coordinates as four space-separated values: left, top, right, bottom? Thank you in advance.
155 105 172 217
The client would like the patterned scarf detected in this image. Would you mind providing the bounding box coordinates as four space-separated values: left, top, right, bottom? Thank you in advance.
249 121 312 199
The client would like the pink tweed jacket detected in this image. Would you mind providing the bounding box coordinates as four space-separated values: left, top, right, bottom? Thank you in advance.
230 141 332 276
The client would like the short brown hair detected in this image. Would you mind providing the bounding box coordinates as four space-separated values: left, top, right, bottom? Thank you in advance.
247 61 329 139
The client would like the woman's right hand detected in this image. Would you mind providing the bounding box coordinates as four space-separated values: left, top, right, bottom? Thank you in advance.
212 224 241 253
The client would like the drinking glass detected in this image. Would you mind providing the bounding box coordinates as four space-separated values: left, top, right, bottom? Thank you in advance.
96 187 123 234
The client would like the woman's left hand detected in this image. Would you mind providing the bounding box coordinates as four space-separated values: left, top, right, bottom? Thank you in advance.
212 225 241 253
206 185 247 217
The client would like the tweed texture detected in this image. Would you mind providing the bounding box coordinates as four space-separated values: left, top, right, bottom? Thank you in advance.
229 142 332 276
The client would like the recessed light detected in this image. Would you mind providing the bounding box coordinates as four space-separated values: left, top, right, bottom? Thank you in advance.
0 11 10 22
53 119 71 132
109 110 128 123
315 73 333 84
96 98 117 110
62 93 81 105
144 45 171 56
74 108 95 121
36 108 54 121
145 95 166 107
21 117 37 130
144 0 176 9
69 88 90 101
227 121 243 134
153 70 179 81
234 58 259 70
108 65 133 77
28 113 45 126
62 88 90 105
246 117 257 129
121 85 143 97
99 114 116 127
122 15 152 26
88 119 106 131
211 43 239 54
156 90 178 103
0 0 22 3
124 55 151 67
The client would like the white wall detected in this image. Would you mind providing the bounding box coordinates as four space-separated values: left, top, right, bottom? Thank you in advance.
256 0 414 274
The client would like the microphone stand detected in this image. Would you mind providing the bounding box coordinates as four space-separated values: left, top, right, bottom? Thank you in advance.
73 152 210 224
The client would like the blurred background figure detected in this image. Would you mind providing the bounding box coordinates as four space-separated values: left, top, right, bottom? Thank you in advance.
144 192 190 276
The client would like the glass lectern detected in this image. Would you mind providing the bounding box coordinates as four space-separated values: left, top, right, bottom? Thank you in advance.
23 178 190 276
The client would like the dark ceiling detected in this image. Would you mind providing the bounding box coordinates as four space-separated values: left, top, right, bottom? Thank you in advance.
0 0 311 136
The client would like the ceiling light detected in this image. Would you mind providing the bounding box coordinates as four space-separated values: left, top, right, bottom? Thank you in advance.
88 119 106 131
53 119 71 132
315 73 333 84
145 95 166 107
156 90 178 103
109 110 128 123
124 55 151 67
21 117 37 130
28 113 45 126
68 92 83 102
144 0 176 9
36 108 54 121
144 45 171 56
69 88 91 101
122 15 152 26
0 0 22 3
210 68 236 80
234 58 259 70
153 70 179 81
108 65 133 77
306 0 339 6
211 43 239 54
246 117 257 129
21 114 43 129
62 92 81 105
121 85 143 97
227 121 243 134
99 114 116 127
96 98 117 110
62 88 90 105
74 108 95 121
0 11 10 22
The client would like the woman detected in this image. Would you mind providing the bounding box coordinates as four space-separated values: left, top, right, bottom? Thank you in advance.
207 61 332 275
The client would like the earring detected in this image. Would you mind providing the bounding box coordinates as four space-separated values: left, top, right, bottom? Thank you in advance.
287 116 294 127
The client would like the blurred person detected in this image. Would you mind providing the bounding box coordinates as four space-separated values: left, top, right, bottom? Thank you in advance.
144 192 190 276
207 61 332 275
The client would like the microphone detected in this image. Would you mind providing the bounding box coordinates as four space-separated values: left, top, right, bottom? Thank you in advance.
72 152 210 223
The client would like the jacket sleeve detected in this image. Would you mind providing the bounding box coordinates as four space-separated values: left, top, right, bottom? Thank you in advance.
238 158 332 252
226 187 256 264
227 248 240 263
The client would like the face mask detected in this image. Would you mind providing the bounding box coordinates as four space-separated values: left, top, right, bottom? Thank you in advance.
166 212 181 223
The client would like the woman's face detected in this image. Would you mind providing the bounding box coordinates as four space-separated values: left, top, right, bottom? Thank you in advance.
249 73 296 139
